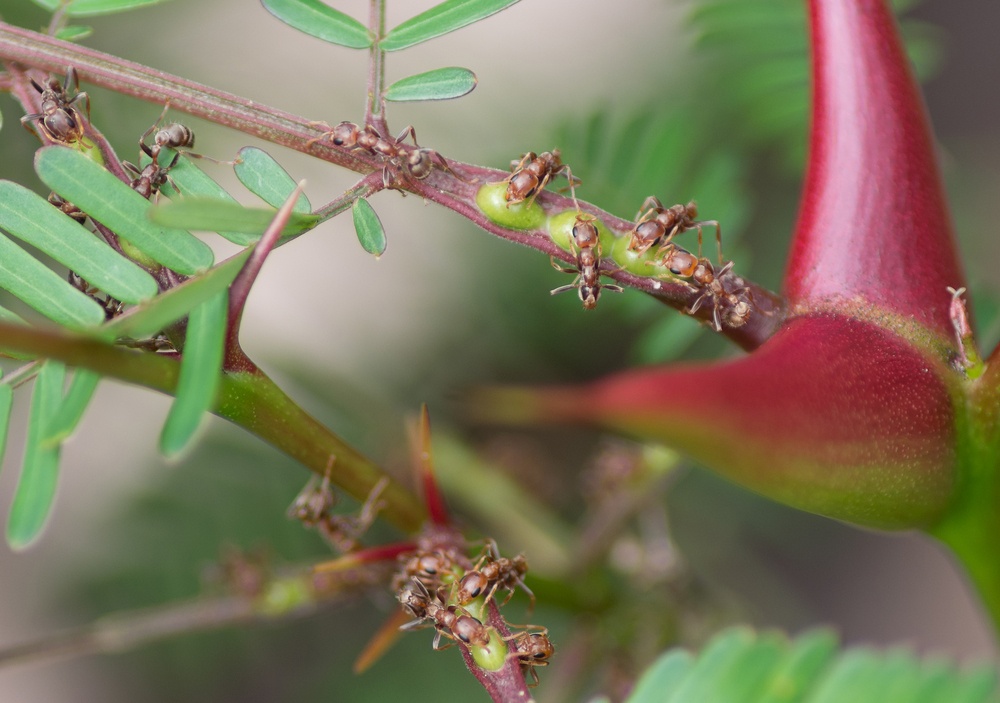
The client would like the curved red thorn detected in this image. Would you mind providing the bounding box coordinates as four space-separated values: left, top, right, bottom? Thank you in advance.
413 404 450 526
784 0 965 340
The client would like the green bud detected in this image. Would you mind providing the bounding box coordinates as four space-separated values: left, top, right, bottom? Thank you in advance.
476 181 545 231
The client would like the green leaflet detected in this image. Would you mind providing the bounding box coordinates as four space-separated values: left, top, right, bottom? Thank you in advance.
0 181 158 305
155 156 261 246
7 360 66 550
0 231 106 330
30 0 171 16
149 198 318 239
159 290 228 458
42 369 101 447
35 146 214 276
261 0 371 49
352 198 386 257
382 0 523 51
384 67 478 102
234 147 312 214
625 628 998 703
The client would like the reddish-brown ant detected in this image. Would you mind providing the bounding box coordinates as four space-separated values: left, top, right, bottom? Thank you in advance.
398 578 492 650
506 629 554 686
395 549 459 591
629 197 722 264
688 258 753 331
453 539 534 611
309 121 455 185
504 150 579 208
551 214 623 310
21 67 90 145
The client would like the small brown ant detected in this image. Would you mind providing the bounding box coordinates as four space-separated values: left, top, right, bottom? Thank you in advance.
398 578 492 650
21 67 90 145
504 150 579 208
453 539 534 611
395 549 459 591
629 197 722 264
506 629 554 687
309 121 456 185
688 258 753 331
288 458 388 552
550 214 623 310
141 120 195 166
48 192 86 225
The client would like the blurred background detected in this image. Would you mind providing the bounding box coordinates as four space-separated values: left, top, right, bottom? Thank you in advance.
1 0 999 701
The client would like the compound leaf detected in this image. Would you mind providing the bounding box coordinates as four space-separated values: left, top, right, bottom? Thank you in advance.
0 181 158 305
35 147 214 276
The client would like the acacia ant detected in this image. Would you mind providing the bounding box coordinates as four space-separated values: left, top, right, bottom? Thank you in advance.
48 192 86 225
396 549 459 591
20 67 90 145
453 539 534 611
688 258 753 331
398 578 492 650
309 121 456 185
288 458 388 552
141 119 195 166
628 197 722 264
550 214 623 310
506 629 554 686
504 150 579 208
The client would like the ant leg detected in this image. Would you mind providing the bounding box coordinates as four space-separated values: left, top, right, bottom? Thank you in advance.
524 172 551 209
636 195 663 221
394 124 419 147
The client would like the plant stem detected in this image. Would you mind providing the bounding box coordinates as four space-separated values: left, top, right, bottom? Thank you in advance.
0 321 426 533
0 20 786 351
366 0 388 132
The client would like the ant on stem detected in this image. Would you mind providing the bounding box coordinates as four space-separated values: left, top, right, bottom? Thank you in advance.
21 67 90 145
550 213 623 310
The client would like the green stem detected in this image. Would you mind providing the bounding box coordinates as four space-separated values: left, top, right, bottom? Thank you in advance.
0 322 425 533
930 378 1000 635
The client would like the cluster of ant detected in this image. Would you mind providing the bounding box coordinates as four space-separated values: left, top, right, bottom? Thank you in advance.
310 121 456 188
500 150 753 329
21 68 199 333
394 538 553 686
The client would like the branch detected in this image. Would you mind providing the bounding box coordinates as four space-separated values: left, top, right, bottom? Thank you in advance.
0 322 426 533
0 21 786 350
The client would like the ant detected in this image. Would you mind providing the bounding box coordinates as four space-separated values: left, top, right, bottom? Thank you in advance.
687 258 753 331
48 192 86 225
398 578 492 650
288 458 389 552
453 539 534 611
141 119 195 166
506 629 554 687
628 197 722 264
20 67 90 145
504 150 579 208
550 214 623 310
309 121 456 185
396 549 459 591
68 272 124 320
